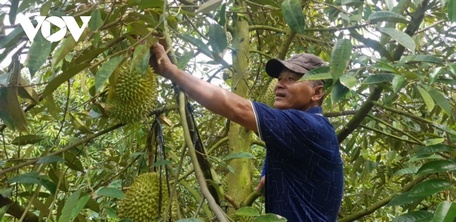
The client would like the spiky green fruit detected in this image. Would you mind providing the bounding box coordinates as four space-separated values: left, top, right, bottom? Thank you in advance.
258 79 277 107
117 173 169 221
107 65 158 123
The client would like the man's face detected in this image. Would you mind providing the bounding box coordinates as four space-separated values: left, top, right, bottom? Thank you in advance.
273 69 322 110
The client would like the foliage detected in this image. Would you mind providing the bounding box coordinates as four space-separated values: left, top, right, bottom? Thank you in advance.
0 0 455 221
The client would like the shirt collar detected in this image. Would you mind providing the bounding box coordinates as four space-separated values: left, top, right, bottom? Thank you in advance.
306 106 323 116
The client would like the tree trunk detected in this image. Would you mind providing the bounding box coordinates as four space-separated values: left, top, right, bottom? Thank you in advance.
226 0 253 214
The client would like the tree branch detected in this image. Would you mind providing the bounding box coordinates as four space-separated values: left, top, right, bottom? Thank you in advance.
0 123 123 176
366 114 423 144
339 175 427 222
0 195 39 222
372 101 456 136
337 86 382 143
360 124 423 145
324 110 357 117
178 92 228 222
337 0 430 144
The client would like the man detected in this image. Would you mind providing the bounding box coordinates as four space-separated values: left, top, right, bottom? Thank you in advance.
150 43 343 221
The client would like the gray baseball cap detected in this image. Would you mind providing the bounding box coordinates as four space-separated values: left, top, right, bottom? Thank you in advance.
265 53 325 78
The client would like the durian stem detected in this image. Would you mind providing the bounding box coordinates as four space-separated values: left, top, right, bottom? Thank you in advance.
178 91 228 222
164 143 186 221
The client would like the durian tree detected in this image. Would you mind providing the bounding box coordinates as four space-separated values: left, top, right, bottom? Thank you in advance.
0 0 456 221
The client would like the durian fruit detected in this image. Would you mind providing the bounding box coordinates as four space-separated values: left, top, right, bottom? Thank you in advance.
117 172 169 221
106 64 158 124
258 78 277 107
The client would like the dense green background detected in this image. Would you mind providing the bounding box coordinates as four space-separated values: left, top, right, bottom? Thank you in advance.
0 0 455 221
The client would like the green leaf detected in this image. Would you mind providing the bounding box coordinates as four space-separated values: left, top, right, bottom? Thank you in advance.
6 60 28 132
73 45 109 65
409 179 451 197
218 3 226 26
392 75 406 93
0 99 14 129
40 178 57 194
424 138 444 146
70 195 90 221
127 0 164 9
58 190 81 222
401 55 444 64
330 39 352 82
393 167 419 176
44 94 60 119
8 0 19 25
26 33 52 78
414 144 456 156
37 155 65 164
249 0 280 7
18 77 39 104
42 62 89 98
362 73 395 84
417 160 456 175
0 27 24 49
301 66 331 81
368 11 409 23
69 113 92 134
387 191 424 206
281 0 306 34
433 201 456 222
339 74 357 89
341 0 364 6
7 172 42 185
208 24 227 55
196 0 222 13
40 0 52 15
349 29 391 59
95 56 124 93
392 211 433 222
176 51 194 70
235 207 260 217
96 187 125 199
178 34 213 59
62 151 85 172
409 154 444 163
331 81 349 103
0 205 10 218
427 88 453 116
448 64 456 75
131 45 150 74
253 213 287 222
301 73 332 81
89 9 103 31
448 0 456 21
52 33 80 68
378 27 415 53
11 135 43 145
416 85 435 113
224 152 255 161
372 60 398 73
177 33 229 67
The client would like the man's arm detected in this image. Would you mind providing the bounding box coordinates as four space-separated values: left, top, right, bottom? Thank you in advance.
150 43 258 132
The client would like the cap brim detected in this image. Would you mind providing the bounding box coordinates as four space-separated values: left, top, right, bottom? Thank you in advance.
265 59 309 78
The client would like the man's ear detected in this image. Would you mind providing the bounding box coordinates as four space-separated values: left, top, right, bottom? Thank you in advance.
312 85 324 102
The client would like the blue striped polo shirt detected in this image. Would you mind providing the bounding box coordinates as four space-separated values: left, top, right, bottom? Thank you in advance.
252 102 343 221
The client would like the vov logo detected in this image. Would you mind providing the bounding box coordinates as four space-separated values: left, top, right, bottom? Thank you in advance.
18 13 91 42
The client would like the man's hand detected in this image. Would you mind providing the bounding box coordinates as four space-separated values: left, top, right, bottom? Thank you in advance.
149 43 176 78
